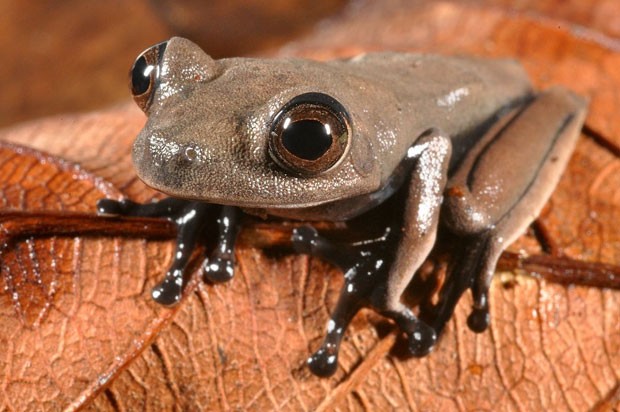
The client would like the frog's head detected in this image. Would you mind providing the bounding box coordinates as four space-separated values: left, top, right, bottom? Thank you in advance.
129 37 387 209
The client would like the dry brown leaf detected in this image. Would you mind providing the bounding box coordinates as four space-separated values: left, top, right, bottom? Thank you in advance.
0 1 618 411
149 0 348 57
0 141 184 410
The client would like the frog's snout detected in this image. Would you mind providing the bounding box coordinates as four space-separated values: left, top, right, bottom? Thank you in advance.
134 127 203 166
132 129 190 190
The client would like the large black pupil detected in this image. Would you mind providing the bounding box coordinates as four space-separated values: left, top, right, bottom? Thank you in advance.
131 56 151 95
282 119 332 160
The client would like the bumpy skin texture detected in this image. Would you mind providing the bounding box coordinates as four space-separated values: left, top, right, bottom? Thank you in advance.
98 37 587 377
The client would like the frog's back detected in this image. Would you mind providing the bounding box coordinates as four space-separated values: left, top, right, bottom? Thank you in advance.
329 52 533 170
333 52 532 123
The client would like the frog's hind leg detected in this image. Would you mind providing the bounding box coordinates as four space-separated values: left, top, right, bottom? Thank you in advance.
293 223 439 375
432 87 587 338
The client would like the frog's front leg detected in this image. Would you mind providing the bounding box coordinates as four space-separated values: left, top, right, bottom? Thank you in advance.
202 205 241 283
97 198 241 305
432 87 587 337
294 130 452 375
291 225 366 376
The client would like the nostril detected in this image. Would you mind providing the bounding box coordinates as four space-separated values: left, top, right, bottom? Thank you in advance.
184 146 197 162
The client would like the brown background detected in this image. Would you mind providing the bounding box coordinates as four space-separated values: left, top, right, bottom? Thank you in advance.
0 0 347 128
1 0 618 129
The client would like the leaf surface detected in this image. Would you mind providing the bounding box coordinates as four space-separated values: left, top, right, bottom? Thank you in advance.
0 1 618 410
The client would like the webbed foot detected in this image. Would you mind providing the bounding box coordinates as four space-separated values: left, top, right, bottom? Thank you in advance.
401 314 437 357
97 198 240 305
293 225 369 376
292 224 438 374
292 224 495 374
420 233 494 338
467 283 490 333
202 205 240 283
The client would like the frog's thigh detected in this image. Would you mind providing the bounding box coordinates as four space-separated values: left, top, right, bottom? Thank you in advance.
433 88 585 332
443 86 587 239
440 87 586 329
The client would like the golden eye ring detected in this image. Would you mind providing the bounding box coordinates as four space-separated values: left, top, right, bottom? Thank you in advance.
129 41 167 113
269 92 351 177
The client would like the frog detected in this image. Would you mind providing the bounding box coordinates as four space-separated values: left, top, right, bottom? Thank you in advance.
97 37 587 377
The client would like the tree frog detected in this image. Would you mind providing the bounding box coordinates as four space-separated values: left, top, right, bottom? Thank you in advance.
98 37 587 377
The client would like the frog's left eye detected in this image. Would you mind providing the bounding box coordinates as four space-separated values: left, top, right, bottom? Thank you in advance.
269 92 351 176
130 41 167 113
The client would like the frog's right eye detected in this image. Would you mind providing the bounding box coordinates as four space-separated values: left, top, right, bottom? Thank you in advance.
269 92 351 177
130 41 167 113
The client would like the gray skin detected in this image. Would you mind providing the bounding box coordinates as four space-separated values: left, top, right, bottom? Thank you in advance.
120 37 587 374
